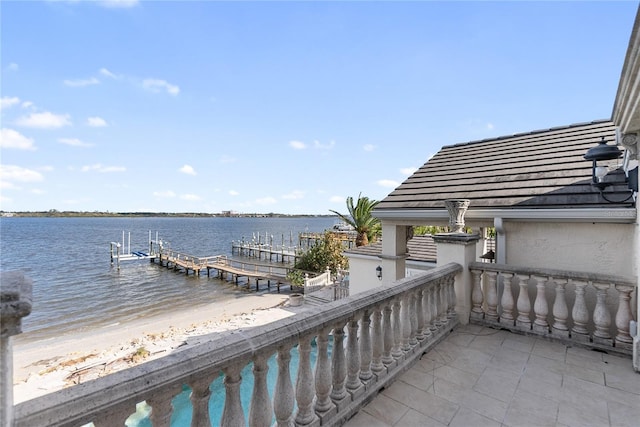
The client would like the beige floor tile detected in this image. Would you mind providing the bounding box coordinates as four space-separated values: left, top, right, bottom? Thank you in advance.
361 393 409 426
608 400 640 427
503 389 558 427
432 364 480 389
449 348 492 375
531 338 567 362
412 355 445 374
502 334 536 353
459 389 508 423
604 369 640 394
382 380 459 425
526 353 566 375
394 409 447 427
398 365 435 392
564 362 605 385
521 362 563 387
349 409 393 427
566 346 604 362
517 375 562 401
473 366 521 403
560 377 610 420
488 347 530 375
556 403 609 427
427 376 467 404
449 406 501 427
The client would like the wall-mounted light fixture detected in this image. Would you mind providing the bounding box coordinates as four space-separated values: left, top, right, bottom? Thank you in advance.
376 265 382 281
584 137 637 203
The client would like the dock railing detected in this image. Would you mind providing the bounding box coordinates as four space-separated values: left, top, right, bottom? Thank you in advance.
468 261 637 354
13 263 462 427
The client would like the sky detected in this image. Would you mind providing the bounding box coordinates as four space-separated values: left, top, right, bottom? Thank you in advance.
1 0 638 215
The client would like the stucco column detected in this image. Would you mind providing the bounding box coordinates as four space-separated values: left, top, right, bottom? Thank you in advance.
432 233 480 325
1 271 33 427
380 223 408 286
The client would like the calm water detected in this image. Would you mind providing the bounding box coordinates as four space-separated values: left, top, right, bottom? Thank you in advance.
0 216 336 343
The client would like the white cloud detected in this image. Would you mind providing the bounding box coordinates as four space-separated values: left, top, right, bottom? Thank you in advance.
99 0 139 8
289 140 306 150
329 195 344 203
1 96 20 110
377 179 399 188
7 63 18 71
22 101 34 109
81 164 126 173
487 123 494 130
15 112 71 129
179 165 196 175
87 116 108 127
229 190 239 196
0 128 36 150
180 194 201 201
255 197 277 205
99 68 118 79
282 190 305 200
64 77 100 87
153 190 176 198
313 140 335 150
0 164 44 183
142 79 180 96
363 144 375 152
58 138 93 147
400 167 417 176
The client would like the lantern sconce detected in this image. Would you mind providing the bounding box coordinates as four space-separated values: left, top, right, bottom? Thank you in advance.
583 136 637 203
376 265 382 281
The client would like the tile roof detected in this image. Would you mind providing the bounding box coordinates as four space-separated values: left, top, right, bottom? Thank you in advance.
376 120 634 211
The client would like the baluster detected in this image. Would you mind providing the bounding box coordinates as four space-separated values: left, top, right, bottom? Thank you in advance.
615 285 634 347
439 278 448 324
532 275 550 333
148 385 182 427
571 280 589 341
593 283 612 344
370 307 385 375
447 275 456 319
409 292 419 347
189 375 214 427
470 269 484 320
381 304 394 366
249 354 272 427
422 287 432 339
391 299 403 359
221 364 245 427
416 289 425 341
346 319 362 394
314 329 334 415
401 295 411 352
515 274 532 330
551 278 569 337
485 271 499 321
429 284 439 332
274 346 294 427
93 402 136 427
499 272 515 325
295 336 317 426
330 323 348 407
360 310 373 382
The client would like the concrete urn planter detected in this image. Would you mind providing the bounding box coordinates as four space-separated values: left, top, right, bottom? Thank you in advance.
444 199 471 233
289 293 304 306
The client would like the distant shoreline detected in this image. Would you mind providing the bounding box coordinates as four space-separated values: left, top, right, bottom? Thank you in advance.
1 211 338 218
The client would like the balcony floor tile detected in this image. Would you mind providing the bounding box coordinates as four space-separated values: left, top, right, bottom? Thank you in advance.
346 325 637 427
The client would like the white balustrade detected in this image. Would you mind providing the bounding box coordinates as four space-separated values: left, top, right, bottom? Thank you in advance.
468 262 636 355
13 264 462 427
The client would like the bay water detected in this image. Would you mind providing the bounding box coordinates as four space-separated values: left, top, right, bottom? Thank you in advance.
0 216 337 343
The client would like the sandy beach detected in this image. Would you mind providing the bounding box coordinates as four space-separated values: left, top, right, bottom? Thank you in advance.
13 292 303 404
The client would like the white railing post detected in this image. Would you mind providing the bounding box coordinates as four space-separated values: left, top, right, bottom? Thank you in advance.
401 295 412 352
615 285 635 348
1 272 32 427
249 354 272 427
551 278 570 338
190 375 214 427
571 280 590 342
515 274 532 331
416 289 426 341
370 307 385 376
485 271 499 321
359 311 373 383
346 319 363 397
391 299 403 360
314 329 335 418
382 304 394 366
500 272 515 326
221 364 245 427
274 346 294 427
593 283 613 345
330 323 348 409
532 275 550 334
295 336 317 426
470 269 484 320
148 385 182 427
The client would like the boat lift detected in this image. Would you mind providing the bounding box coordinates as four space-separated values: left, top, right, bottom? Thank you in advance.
110 230 162 269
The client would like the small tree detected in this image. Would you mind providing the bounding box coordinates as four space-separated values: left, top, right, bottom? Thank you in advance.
295 231 348 274
329 193 380 246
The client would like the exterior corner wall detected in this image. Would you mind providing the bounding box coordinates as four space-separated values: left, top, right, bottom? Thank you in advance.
345 255 383 295
504 221 635 277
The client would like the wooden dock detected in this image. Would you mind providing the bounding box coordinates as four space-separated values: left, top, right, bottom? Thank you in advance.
231 241 299 263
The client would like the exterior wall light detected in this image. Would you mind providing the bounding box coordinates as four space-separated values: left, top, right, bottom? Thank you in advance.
584 136 637 202
376 265 382 280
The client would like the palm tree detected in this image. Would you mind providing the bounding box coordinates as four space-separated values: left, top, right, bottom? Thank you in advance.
330 193 380 246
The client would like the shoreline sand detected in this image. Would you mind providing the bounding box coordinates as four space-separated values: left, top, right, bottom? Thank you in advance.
13 292 303 404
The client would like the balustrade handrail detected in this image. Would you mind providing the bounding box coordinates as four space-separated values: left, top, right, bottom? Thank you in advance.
469 261 636 286
15 262 462 426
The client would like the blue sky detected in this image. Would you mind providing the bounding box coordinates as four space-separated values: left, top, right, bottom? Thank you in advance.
1 1 637 215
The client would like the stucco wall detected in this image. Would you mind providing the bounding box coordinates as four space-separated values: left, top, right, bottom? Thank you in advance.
504 222 635 278
348 256 383 295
